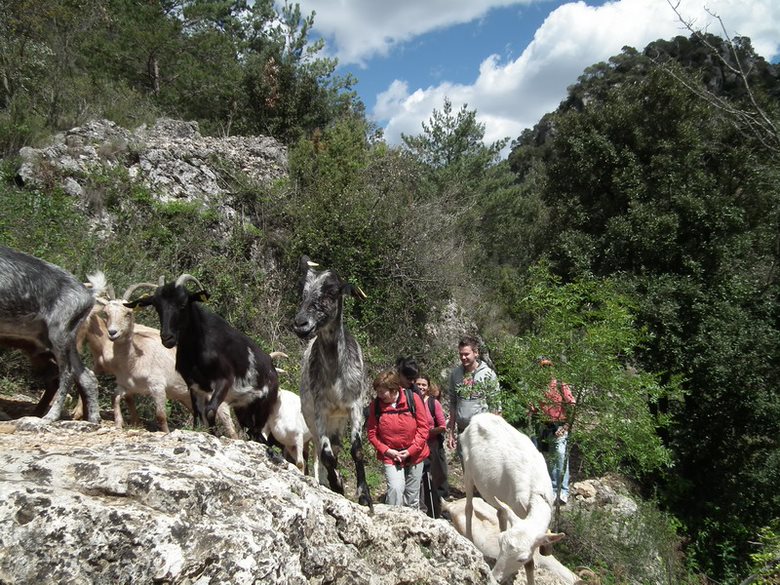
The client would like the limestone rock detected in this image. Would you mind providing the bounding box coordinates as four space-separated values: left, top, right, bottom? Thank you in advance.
0 419 493 585
15 118 288 207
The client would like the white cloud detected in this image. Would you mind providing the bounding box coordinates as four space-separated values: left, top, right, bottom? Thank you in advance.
297 0 780 153
294 0 537 66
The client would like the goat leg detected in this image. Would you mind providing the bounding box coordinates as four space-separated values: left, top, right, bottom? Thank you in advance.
125 393 141 427
189 387 206 429
524 559 535 585
350 436 373 512
320 436 344 494
113 389 126 429
205 377 233 434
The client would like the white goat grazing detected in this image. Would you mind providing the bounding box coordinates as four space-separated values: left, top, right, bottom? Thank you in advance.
461 412 565 585
442 497 581 585
81 276 237 436
263 389 312 473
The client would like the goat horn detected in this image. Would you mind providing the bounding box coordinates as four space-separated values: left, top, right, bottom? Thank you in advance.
269 351 288 360
306 260 319 268
122 282 158 301
158 275 166 286
175 273 206 290
106 284 116 300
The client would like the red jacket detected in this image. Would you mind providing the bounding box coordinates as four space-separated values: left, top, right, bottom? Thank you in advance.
367 388 430 466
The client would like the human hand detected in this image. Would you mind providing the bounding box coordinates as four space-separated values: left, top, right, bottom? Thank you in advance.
447 430 457 450
396 449 410 463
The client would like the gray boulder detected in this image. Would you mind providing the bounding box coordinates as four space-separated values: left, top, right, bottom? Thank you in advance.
0 419 493 585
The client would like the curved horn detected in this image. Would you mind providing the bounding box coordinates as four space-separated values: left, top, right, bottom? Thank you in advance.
175 273 206 290
158 275 166 286
121 282 158 301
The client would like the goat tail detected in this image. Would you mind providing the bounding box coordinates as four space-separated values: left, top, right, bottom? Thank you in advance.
85 271 108 299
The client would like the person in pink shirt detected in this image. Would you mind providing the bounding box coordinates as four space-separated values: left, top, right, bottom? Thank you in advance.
538 357 575 504
417 375 450 516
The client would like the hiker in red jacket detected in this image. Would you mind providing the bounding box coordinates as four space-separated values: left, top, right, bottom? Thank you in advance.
367 370 430 507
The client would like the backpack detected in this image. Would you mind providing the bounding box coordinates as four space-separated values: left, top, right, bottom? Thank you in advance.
374 387 417 420
425 396 445 446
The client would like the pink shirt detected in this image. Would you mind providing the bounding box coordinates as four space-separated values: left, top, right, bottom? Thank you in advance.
541 379 575 422
425 397 446 440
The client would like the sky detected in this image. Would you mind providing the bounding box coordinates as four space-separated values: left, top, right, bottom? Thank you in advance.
293 0 780 155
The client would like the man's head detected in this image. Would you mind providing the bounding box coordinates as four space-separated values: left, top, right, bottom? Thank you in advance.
458 336 480 372
396 356 419 388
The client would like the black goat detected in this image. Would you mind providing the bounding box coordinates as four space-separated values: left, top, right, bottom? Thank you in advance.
293 256 373 510
124 274 278 440
0 246 100 422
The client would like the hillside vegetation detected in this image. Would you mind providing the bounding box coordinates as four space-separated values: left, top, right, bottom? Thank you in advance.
1 2 779 583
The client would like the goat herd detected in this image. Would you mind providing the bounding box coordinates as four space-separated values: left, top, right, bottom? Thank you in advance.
0 246 566 585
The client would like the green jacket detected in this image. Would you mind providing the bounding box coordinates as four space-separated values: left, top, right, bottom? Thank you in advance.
448 361 500 432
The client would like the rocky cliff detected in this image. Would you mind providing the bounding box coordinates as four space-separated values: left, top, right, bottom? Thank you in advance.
16 118 287 208
0 418 495 585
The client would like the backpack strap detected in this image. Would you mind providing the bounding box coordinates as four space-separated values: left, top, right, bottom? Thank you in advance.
406 388 417 417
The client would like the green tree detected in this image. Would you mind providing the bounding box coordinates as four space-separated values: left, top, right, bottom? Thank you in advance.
504 37 780 582
279 116 448 358
401 97 507 205
494 264 676 481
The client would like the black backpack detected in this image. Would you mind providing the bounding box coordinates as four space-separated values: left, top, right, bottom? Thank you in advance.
374 387 417 420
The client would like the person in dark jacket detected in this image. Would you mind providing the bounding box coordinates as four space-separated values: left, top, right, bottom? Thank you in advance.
367 370 430 507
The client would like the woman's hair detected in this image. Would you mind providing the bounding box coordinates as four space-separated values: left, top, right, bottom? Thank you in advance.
373 370 401 392
415 374 431 385
395 356 419 380
429 381 442 399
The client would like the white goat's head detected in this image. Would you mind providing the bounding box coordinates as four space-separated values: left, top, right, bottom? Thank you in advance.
491 498 565 585
99 281 158 342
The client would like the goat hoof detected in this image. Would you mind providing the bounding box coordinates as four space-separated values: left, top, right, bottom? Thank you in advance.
358 494 374 513
265 447 286 466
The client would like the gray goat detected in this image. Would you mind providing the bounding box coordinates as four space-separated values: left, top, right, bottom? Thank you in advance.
293 256 373 510
0 246 100 422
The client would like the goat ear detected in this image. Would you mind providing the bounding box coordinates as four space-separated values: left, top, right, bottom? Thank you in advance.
493 497 522 527
299 255 319 272
342 283 367 300
123 294 154 309
536 531 565 553
190 290 210 303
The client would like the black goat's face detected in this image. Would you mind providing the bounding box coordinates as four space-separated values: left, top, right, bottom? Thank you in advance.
294 268 342 339
154 283 190 348
125 282 206 349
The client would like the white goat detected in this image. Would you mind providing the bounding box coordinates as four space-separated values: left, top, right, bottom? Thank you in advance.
263 389 312 473
81 276 237 436
442 497 581 585
461 412 565 585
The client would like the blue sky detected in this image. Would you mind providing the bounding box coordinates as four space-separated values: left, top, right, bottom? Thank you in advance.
294 0 780 154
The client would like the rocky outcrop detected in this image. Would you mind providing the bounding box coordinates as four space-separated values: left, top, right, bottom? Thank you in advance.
0 418 493 585
16 118 287 205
